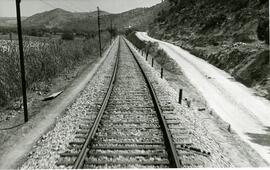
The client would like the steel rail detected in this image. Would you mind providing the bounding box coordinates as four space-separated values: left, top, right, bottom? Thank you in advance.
73 37 121 169
123 37 182 168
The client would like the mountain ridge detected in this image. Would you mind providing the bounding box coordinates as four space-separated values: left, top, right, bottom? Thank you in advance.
20 2 168 31
0 17 27 27
23 8 110 29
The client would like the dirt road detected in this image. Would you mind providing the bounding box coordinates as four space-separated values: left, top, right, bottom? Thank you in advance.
137 32 270 164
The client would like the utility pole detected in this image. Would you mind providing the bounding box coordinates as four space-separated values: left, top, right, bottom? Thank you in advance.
16 0 28 123
97 7 102 57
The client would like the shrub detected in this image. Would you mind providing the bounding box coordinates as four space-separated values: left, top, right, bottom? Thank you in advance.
153 47 182 75
61 32 74 40
201 14 227 32
0 31 111 106
126 33 182 74
169 0 195 8
259 0 268 5
257 17 269 44
126 31 147 50
233 33 255 43
230 0 249 11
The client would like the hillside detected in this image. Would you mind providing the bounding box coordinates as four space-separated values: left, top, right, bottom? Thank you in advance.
112 2 170 30
21 2 168 32
23 8 109 29
0 17 27 27
148 0 270 100
63 8 155 33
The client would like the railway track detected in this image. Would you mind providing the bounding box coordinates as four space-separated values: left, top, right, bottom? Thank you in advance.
56 36 199 168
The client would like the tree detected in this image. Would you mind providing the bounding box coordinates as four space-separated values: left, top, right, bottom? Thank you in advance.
61 32 74 40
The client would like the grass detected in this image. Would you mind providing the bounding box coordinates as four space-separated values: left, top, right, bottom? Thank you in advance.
126 31 182 75
0 32 110 106
126 31 147 50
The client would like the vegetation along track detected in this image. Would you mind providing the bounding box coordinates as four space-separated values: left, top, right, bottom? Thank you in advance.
56 36 204 168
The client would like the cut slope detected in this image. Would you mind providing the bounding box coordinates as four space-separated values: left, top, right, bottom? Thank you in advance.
149 0 269 100
137 31 270 165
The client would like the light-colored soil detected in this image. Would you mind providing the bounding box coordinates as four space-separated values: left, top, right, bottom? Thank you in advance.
1 36 267 168
0 42 114 169
127 40 269 167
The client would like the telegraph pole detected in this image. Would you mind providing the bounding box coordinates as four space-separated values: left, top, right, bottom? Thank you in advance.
97 7 102 57
16 0 28 123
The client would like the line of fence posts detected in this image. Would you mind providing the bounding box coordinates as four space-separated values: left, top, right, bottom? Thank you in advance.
143 45 194 110
146 47 149 58
143 48 162 79
138 44 186 108
179 89 183 104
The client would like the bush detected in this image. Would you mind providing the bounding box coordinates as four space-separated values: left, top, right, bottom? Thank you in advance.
0 31 111 106
152 46 182 75
230 0 249 11
168 0 195 8
201 14 227 32
126 32 181 74
257 17 269 44
61 32 74 40
233 33 255 43
126 31 147 50
259 0 268 5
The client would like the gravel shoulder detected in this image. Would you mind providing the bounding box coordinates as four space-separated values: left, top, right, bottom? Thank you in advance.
125 38 269 167
0 41 115 169
137 32 270 164
18 38 119 169
9 36 268 168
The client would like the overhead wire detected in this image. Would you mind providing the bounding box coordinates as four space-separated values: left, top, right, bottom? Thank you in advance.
21 0 91 14
65 0 89 12
36 0 79 12
21 0 106 30
54 0 78 12
38 0 57 9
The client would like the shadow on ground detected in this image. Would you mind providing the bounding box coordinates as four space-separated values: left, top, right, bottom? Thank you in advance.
246 127 270 154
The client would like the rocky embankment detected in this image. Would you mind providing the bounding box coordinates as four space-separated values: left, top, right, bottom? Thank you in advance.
148 0 269 99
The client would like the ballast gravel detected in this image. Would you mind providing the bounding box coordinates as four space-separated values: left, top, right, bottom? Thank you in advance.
20 37 248 169
20 39 119 169
125 39 232 167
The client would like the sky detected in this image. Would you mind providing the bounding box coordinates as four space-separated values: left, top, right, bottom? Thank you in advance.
0 0 161 17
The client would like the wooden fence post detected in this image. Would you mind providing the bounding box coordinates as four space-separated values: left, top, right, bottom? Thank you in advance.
179 89 183 104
